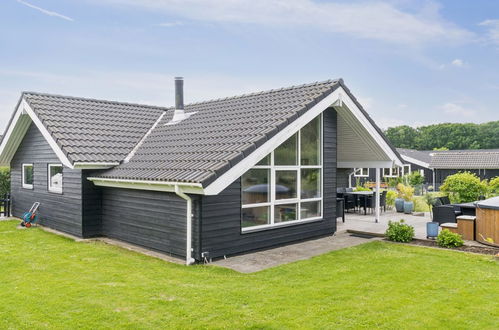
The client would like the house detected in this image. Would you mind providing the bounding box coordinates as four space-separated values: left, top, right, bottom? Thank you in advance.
0 78 402 264
351 148 499 190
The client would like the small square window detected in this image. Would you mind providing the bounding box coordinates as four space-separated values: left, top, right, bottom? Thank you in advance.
354 168 369 177
48 164 63 193
22 164 34 189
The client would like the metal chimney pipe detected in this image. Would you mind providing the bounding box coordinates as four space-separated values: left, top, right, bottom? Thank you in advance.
175 77 184 110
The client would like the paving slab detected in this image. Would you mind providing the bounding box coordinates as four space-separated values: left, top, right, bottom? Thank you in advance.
211 231 380 273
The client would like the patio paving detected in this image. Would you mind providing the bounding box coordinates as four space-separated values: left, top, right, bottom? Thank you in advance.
338 209 431 239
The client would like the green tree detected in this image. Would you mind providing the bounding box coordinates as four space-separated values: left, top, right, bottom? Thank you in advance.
0 167 10 197
384 125 419 149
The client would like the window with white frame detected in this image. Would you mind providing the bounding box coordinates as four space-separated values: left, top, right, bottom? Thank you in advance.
402 164 411 175
241 114 322 231
48 164 63 193
383 167 400 177
354 168 369 177
22 164 34 189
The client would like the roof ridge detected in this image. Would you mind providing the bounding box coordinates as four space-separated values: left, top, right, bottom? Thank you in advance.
183 79 340 107
22 91 170 112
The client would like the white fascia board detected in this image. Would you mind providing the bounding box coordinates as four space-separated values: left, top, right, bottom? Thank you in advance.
337 88 403 167
0 100 27 165
400 155 430 169
73 162 120 169
22 99 74 169
87 177 205 195
203 88 342 195
337 161 394 168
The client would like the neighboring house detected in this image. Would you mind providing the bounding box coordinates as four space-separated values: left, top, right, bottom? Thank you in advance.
351 148 499 189
0 78 401 264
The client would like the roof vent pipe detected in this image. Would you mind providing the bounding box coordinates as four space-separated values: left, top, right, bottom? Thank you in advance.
166 77 196 125
175 76 184 111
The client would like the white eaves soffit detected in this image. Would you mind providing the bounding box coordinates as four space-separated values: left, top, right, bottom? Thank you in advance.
335 92 402 169
204 86 401 195
0 98 74 168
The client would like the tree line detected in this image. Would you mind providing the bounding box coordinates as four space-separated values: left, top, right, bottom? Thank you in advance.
384 121 499 150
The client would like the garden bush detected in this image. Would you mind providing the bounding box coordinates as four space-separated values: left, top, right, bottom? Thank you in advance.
408 171 424 186
440 172 487 203
0 167 10 197
386 190 397 207
385 220 415 242
436 229 464 248
488 176 499 197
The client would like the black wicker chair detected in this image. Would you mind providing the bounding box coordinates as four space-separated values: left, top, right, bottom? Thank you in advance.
432 205 458 225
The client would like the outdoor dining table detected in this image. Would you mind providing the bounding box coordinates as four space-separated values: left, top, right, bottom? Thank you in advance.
343 191 374 215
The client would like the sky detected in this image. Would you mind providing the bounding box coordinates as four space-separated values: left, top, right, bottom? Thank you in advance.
1 0 499 134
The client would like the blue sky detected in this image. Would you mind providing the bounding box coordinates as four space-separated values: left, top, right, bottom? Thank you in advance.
1 0 499 134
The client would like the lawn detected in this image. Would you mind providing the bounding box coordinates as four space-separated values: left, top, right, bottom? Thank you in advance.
0 220 498 329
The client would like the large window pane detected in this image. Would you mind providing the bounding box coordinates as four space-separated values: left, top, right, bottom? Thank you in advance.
274 133 297 165
242 206 270 228
300 116 320 165
22 164 33 189
256 154 270 166
301 169 321 199
242 169 269 204
275 170 297 200
274 203 297 223
301 201 321 219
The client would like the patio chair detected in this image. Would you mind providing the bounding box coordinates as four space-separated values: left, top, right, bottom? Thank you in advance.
436 196 451 206
344 194 356 213
432 205 458 225
336 198 345 223
364 191 387 214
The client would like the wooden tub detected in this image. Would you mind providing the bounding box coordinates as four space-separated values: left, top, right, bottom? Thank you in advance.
475 197 499 247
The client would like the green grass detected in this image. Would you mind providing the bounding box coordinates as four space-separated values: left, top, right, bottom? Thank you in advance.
0 221 498 329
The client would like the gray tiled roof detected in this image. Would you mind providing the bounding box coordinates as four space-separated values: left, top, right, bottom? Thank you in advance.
23 92 166 163
96 80 342 185
397 148 433 164
429 150 499 169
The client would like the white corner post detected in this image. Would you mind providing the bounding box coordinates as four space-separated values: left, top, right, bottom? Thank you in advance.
174 186 195 265
375 167 381 223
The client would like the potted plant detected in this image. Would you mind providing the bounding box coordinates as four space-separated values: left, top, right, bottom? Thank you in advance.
395 183 405 213
422 193 438 238
399 184 414 214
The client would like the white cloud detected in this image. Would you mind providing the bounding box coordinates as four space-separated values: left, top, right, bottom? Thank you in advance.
157 21 183 27
95 0 473 46
440 102 475 117
16 0 74 21
479 19 499 46
451 58 464 67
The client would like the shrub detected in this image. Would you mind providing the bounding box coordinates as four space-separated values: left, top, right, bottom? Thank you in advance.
440 172 487 203
386 190 397 207
387 176 402 188
0 167 10 197
355 184 371 192
397 183 414 202
409 171 424 186
488 176 499 197
436 229 464 248
385 220 415 243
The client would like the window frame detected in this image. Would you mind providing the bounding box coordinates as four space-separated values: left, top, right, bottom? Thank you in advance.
354 168 369 177
22 163 34 190
241 114 323 233
383 167 400 178
47 163 63 194
402 164 411 175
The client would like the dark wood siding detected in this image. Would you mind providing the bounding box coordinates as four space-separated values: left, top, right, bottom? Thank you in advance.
199 109 337 259
10 123 83 237
100 187 196 258
82 171 102 238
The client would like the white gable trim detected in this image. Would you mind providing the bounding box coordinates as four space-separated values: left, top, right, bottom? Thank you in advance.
400 154 430 169
203 86 401 195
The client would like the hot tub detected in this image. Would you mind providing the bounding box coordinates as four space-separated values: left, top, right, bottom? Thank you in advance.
475 197 499 247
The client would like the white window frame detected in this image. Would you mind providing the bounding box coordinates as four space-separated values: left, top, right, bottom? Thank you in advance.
48 163 63 194
383 167 400 178
22 163 34 190
402 164 411 175
354 168 369 177
241 114 323 232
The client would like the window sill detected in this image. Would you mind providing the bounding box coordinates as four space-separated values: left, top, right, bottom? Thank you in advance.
241 217 323 234
22 185 33 190
48 189 63 195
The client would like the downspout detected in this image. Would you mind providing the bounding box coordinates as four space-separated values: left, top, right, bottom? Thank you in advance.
174 185 195 265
